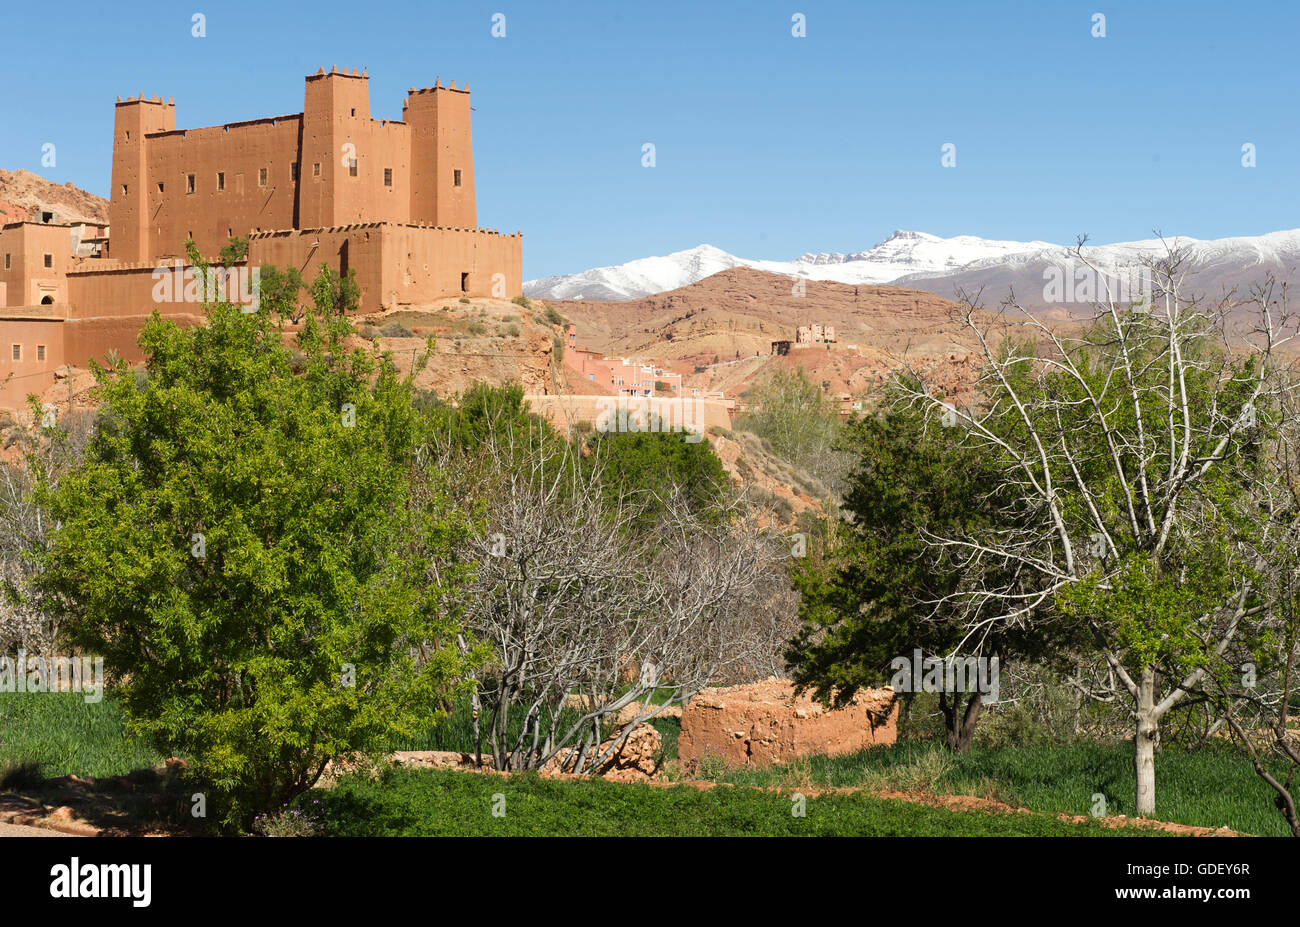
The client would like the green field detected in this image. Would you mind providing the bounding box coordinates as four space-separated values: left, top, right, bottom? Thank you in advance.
1 692 1286 836
0 692 161 782
310 765 1161 837
722 740 1290 836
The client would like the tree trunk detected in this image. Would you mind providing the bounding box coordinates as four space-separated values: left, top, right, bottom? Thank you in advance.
1134 667 1158 817
939 690 983 753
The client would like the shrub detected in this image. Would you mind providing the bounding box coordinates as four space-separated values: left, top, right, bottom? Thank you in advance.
502 323 521 338
511 295 531 309
379 321 414 338
36 249 483 831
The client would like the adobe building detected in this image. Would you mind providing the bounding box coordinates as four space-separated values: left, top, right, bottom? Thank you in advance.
0 67 522 408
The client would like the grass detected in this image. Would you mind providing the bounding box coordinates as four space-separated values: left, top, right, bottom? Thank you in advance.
311 765 1160 836
0 692 162 780
723 740 1293 836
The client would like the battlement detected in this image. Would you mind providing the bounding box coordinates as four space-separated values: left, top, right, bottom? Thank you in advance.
307 65 368 81
115 94 174 107
403 78 470 98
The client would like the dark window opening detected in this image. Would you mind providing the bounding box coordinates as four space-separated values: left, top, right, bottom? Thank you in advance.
43 254 53 268
11 345 19 361
460 272 470 293
291 163 299 182
313 162 321 177
383 168 392 187
217 172 225 191
453 169 462 187
3 254 9 270
40 297 53 306
157 182 165 193
348 159 358 178
37 344 46 360
186 174 195 193
258 167 267 186
40 211 53 223
121 184 128 196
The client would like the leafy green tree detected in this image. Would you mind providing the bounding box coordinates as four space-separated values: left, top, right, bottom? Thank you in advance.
787 396 1071 751
219 235 249 265
736 367 851 492
587 431 729 527
898 263 1282 814
35 249 480 830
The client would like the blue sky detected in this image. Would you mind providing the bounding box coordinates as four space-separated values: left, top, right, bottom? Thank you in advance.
2 0 1295 279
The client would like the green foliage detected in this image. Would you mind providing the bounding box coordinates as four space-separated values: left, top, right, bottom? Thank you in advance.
218 235 249 265
787 399 1072 713
586 430 728 526
33 252 481 830
309 263 361 316
0 693 161 780
725 740 1293 835
511 295 531 309
311 765 1143 836
735 367 849 491
255 264 306 320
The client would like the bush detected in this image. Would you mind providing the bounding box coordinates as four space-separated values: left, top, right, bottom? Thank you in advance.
35 254 483 831
379 321 414 338
502 323 521 338
512 295 531 309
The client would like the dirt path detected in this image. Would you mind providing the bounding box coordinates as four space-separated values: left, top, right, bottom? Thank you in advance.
0 821 79 837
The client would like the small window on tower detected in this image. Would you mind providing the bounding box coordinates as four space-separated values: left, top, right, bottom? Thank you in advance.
291 163 299 182
121 184 128 196
453 169 462 187
217 172 226 191
37 345 45 362
460 272 469 293
186 174 195 194
43 254 53 268
348 159 358 178
383 168 392 187
313 162 321 177
3 254 9 270
157 182 165 193
11 345 20 361
259 167 267 186
350 108 356 117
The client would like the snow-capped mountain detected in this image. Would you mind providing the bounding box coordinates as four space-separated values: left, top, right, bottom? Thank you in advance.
524 229 1300 309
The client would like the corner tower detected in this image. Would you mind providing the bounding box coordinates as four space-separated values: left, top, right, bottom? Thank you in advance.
108 95 175 262
403 80 477 228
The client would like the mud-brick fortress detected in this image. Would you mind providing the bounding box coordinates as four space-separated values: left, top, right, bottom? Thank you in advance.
0 68 522 407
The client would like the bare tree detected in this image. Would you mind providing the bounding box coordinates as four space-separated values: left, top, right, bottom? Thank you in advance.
898 242 1297 816
0 408 94 655
447 424 790 774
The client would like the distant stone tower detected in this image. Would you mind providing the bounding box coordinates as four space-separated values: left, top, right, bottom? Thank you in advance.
108 95 175 262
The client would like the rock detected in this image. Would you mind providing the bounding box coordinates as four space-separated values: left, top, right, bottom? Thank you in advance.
678 678 896 771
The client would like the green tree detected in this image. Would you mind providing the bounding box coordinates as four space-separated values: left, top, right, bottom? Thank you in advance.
899 262 1281 814
736 367 851 492
787 395 1070 751
219 235 249 265
35 249 480 830
587 430 728 527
